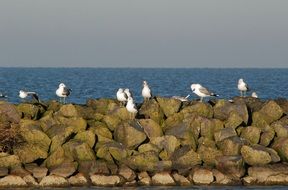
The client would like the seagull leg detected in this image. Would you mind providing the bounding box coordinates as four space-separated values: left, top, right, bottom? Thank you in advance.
63 97 66 104
200 97 203 102
240 91 243 97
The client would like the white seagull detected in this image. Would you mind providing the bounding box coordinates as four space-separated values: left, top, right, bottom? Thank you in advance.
238 78 249 97
116 88 128 106
56 83 71 104
126 97 138 119
124 88 133 98
191 84 219 102
251 92 258 98
142 80 152 101
172 94 190 102
19 90 40 102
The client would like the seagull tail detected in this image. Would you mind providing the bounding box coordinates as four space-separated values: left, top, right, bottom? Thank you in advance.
211 93 219 97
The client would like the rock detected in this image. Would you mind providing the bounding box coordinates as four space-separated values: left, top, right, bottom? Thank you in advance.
74 142 96 161
49 126 74 152
275 98 288 114
0 155 21 168
58 104 78 117
77 160 109 176
10 165 30 177
244 164 288 185
156 97 182 117
259 101 284 124
102 114 121 131
45 146 66 168
56 116 87 133
172 173 191 186
86 98 117 114
272 137 288 162
90 174 123 186
25 163 48 181
0 102 21 124
217 136 244 156
17 103 42 120
39 175 69 187
224 110 243 129
88 122 112 140
19 120 51 152
50 161 78 178
0 167 8 177
197 145 222 166
0 175 27 187
162 112 184 131
138 119 163 138
150 135 180 154
151 172 175 186
212 169 240 185
75 105 97 120
190 168 214 185
240 126 261 144
215 156 245 179
118 165 136 182
68 173 88 186
233 96 264 113
260 128 275 146
96 141 128 162
181 102 213 118
214 128 237 142
137 171 151 185
171 146 201 170
272 121 288 138
38 112 58 132
23 175 38 186
114 121 147 149
74 130 96 148
200 117 218 140
14 143 48 164
241 145 272 165
125 151 159 172
213 100 248 124
138 143 160 153
139 99 165 125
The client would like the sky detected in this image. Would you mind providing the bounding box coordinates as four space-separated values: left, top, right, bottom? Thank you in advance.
0 0 287 68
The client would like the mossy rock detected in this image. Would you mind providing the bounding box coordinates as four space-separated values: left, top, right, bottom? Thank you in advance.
214 128 237 143
181 102 213 118
171 146 202 170
138 143 161 153
89 122 112 140
74 105 97 120
58 104 79 117
74 130 96 148
217 136 244 156
125 151 159 172
86 98 117 114
156 97 182 117
224 110 243 129
215 156 245 179
39 112 58 132
213 100 248 124
240 126 261 145
272 137 288 162
102 114 121 131
96 141 128 162
110 107 130 121
197 145 223 166
240 145 272 166
45 146 66 168
139 119 163 138
260 128 275 147
114 121 147 149
19 119 51 152
162 112 184 131
50 126 75 152
0 155 21 168
56 116 87 133
272 122 288 138
139 99 165 125
150 135 180 154
17 103 42 120
0 102 21 124
259 101 284 124
14 143 48 164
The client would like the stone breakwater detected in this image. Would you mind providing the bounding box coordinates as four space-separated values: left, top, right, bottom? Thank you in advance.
0 97 288 187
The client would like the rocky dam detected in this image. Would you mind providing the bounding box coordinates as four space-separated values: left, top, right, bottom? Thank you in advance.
0 97 288 187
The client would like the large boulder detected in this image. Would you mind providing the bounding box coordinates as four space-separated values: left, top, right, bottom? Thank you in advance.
17 103 43 120
241 145 272 165
139 119 163 138
240 126 261 144
0 155 21 168
217 136 244 156
151 172 176 186
272 137 288 162
49 161 78 178
215 156 245 179
171 146 201 170
49 126 75 152
14 143 48 164
86 98 118 114
114 121 147 149
213 100 249 125
150 135 180 155
125 151 159 172
139 99 165 125
74 130 96 148
190 168 214 185
214 128 237 143
181 102 213 118
57 104 78 117
197 145 222 166
156 97 182 117
0 102 21 124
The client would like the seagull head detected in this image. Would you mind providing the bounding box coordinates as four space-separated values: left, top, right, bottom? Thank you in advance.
59 83 66 88
143 81 148 86
238 78 244 84
124 88 130 93
127 97 134 102
191 84 198 92
118 88 123 92
19 90 25 94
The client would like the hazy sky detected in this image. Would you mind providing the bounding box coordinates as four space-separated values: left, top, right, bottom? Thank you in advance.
0 0 287 68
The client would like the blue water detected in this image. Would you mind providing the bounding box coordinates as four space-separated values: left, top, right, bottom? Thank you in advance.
0 68 287 104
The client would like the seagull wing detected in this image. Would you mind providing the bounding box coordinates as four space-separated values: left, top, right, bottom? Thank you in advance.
199 86 212 96
27 92 40 102
62 87 71 96
245 83 250 91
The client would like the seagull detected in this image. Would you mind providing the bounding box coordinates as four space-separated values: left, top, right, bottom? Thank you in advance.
124 88 133 98
19 90 40 102
56 83 71 104
126 97 138 119
238 78 249 97
251 92 258 98
142 80 152 102
191 84 219 102
116 88 128 106
172 94 190 102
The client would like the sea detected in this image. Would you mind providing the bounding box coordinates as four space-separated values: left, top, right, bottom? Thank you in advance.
0 68 287 104
0 68 287 189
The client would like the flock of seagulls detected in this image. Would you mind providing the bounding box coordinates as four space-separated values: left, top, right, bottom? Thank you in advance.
0 78 257 119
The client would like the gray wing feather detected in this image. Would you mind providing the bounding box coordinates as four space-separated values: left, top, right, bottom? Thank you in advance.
199 86 211 95
62 87 71 96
